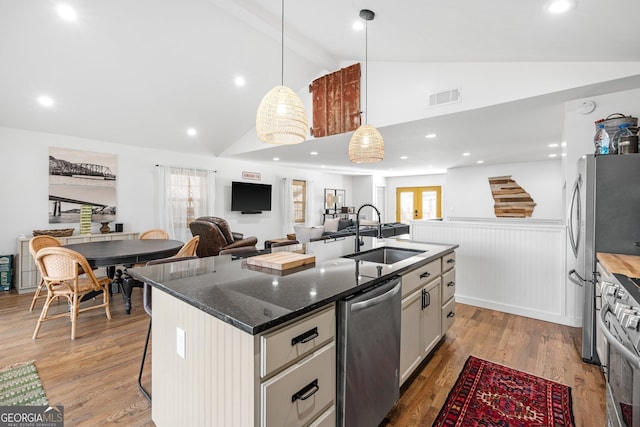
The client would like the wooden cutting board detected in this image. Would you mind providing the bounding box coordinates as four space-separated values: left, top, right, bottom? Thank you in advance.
247 252 316 270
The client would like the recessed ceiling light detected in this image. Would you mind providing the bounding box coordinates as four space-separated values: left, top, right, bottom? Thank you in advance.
548 143 559 148
352 21 364 31
273 157 279 161
400 156 408 160
234 76 245 87
321 165 326 168
186 128 197 136
562 153 566 157
549 154 558 158
310 151 318 156
561 142 567 147
57 4 77 21
476 160 484 164
38 96 54 107
425 133 437 139
544 0 577 14
462 152 470 156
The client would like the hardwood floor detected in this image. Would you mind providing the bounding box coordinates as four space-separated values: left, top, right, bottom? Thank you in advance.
383 303 606 426
1 290 605 426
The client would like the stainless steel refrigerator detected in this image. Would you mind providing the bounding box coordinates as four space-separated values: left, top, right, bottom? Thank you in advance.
568 153 640 364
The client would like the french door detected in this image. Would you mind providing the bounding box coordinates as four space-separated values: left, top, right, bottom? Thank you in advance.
396 186 442 222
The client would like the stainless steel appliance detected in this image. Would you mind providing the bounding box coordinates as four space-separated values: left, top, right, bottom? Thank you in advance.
337 276 402 427
598 274 640 426
568 154 640 364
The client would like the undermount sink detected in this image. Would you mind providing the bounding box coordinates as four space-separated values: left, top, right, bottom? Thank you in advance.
343 247 425 264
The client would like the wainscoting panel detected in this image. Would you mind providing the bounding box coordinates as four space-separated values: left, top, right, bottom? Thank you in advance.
152 289 258 426
411 220 577 326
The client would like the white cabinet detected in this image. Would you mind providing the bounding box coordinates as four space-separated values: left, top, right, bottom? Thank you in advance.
151 294 336 427
441 252 456 335
260 306 336 427
400 277 441 385
400 250 456 386
15 232 138 293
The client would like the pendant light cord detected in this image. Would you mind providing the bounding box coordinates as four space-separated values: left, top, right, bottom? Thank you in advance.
364 19 368 124
281 0 284 86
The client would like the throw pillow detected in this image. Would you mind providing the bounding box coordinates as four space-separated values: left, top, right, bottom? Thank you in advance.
338 219 353 230
324 217 340 232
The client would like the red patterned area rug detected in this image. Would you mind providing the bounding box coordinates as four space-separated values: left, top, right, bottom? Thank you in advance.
432 356 575 426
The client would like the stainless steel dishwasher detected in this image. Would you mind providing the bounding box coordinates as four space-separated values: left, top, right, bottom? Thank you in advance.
337 276 402 427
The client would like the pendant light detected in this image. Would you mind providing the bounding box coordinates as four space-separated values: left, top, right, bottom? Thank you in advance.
349 9 384 163
256 0 308 145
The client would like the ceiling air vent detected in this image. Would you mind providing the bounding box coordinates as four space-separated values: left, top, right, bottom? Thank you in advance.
428 88 461 107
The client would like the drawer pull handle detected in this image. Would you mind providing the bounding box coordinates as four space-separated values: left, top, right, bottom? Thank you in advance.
447 311 455 318
291 327 318 346
447 259 455 264
419 272 431 279
421 289 431 309
291 379 319 402
447 281 455 287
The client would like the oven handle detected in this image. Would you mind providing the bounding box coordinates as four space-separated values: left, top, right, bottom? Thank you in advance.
598 303 640 370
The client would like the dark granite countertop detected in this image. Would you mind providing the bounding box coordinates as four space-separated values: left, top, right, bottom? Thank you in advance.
128 237 457 335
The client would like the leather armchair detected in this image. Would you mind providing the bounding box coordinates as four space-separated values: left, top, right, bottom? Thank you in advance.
189 216 258 257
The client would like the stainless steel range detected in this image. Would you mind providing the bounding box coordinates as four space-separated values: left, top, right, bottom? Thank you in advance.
598 274 640 427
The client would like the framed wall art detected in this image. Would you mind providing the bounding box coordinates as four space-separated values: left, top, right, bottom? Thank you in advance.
48 147 117 225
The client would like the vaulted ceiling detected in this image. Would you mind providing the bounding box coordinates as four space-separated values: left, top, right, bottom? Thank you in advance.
1 0 639 175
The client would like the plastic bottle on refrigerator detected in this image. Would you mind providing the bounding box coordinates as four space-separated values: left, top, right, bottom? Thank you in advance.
594 124 610 155
612 123 633 154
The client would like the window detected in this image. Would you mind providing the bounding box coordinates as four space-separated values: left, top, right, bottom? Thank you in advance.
396 186 442 222
161 167 215 241
292 180 306 223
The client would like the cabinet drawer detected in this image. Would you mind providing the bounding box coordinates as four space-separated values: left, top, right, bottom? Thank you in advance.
442 298 456 335
308 405 335 427
261 342 335 427
442 268 456 303
442 252 456 272
261 305 335 378
19 270 40 291
402 259 441 298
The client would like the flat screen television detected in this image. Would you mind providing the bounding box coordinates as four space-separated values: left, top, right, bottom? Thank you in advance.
231 181 272 213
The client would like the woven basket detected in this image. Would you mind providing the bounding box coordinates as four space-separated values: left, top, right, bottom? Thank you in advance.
595 113 638 137
32 228 74 237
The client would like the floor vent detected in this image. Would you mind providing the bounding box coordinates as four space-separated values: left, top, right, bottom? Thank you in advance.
428 88 461 106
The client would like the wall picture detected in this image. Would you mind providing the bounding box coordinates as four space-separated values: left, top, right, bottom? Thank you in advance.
48 147 117 224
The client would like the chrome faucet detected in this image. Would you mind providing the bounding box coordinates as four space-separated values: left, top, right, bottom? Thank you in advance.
354 203 382 253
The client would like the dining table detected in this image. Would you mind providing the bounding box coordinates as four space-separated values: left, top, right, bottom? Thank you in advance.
64 239 184 314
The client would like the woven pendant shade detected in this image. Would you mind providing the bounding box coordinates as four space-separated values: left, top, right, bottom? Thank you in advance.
349 124 384 163
256 85 308 144
349 9 383 163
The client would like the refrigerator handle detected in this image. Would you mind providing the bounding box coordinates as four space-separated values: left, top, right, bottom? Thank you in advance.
568 269 585 287
567 174 581 258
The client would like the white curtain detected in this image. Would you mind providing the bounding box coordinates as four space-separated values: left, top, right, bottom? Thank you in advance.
157 166 216 242
281 178 294 236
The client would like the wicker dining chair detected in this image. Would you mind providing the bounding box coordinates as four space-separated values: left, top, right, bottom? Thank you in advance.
139 229 169 240
33 247 111 340
28 235 63 311
174 236 200 257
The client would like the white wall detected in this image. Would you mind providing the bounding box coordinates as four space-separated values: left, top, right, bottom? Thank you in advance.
366 62 640 128
446 160 563 220
563 88 640 198
0 126 353 255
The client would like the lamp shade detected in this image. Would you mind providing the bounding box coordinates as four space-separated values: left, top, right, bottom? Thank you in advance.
256 85 308 144
348 124 384 163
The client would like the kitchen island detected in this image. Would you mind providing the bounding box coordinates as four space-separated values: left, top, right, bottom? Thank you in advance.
129 237 457 427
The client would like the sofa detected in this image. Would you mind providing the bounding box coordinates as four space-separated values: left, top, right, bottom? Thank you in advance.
316 217 410 240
